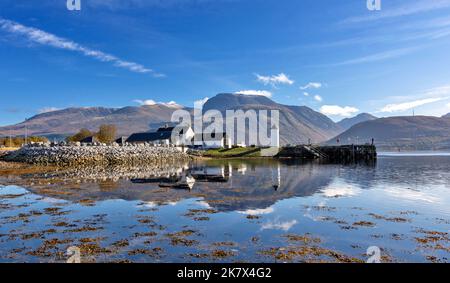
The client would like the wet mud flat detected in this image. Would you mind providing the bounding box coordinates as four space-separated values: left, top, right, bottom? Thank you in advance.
0 157 449 263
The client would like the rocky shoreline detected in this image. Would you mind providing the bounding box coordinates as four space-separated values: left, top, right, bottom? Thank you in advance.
0 143 191 166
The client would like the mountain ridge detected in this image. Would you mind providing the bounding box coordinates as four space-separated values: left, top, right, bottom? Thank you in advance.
329 115 450 150
337 113 378 130
203 93 343 144
0 93 343 145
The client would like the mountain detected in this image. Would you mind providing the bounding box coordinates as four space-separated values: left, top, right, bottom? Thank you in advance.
330 116 450 150
442 113 450 118
337 113 378 130
0 104 190 139
203 93 343 145
0 93 342 145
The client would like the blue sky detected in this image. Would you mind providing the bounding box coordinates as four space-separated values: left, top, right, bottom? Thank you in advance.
1 0 450 126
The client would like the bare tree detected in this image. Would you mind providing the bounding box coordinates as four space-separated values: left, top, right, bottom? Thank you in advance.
96 124 117 144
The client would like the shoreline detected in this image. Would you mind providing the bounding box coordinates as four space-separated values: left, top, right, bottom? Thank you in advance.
1 143 191 166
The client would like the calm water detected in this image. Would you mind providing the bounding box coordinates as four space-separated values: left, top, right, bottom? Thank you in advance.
0 156 449 263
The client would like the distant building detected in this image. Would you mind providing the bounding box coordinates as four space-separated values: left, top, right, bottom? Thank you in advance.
126 125 194 146
80 136 98 144
115 136 127 145
126 131 172 145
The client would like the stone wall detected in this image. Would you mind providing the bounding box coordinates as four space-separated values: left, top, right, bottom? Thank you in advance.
1 142 190 166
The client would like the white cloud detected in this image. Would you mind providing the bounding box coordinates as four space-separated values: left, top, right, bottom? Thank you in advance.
38 107 61 114
235 90 272 98
256 73 294 86
303 92 309 97
314 95 323 102
261 219 297 232
134 99 181 108
238 207 274 215
380 97 446 113
0 18 163 77
300 82 322 90
134 99 157 106
320 105 359 117
162 101 182 108
447 102 450 108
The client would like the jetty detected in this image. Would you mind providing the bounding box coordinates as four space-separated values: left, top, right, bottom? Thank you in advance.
276 145 377 163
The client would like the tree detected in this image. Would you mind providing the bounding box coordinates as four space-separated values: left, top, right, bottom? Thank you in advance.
96 124 117 144
66 128 93 142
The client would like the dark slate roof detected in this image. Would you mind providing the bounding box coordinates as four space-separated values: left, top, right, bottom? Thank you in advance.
157 126 175 133
126 132 172 143
157 125 191 135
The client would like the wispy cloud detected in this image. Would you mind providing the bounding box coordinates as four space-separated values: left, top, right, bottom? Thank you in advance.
300 82 322 90
256 73 294 87
342 0 450 24
235 90 272 98
379 97 447 113
331 47 421 66
375 85 450 114
320 105 359 117
0 18 163 77
87 0 229 10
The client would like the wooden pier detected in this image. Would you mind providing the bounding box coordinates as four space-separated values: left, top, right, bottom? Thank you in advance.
276 145 377 163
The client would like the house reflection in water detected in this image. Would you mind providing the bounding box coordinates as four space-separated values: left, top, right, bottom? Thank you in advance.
4 159 376 213
128 163 265 191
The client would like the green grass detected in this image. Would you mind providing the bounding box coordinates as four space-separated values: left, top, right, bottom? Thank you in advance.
203 147 261 158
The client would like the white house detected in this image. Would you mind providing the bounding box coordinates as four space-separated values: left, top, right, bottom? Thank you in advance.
192 132 231 149
126 124 194 146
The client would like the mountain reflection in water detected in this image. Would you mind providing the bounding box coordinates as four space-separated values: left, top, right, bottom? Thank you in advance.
0 159 375 213
1 156 450 263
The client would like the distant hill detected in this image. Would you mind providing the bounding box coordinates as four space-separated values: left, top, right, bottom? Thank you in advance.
0 93 343 145
443 113 450 118
337 113 378 131
329 116 450 150
0 105 190 139
203 93 343 145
